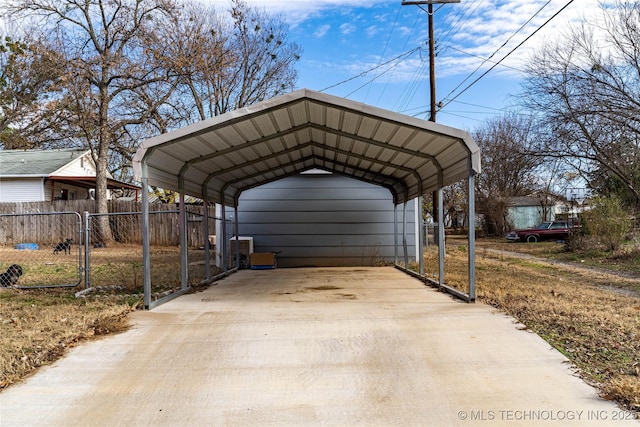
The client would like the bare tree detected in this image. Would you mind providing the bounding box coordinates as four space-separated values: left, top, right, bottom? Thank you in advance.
3 0 302 218
521 0 640 208
5 0 180 241
160 0 301 123
140 0 302 201
473 113 541 235
0 34 64 149
223 0 301 112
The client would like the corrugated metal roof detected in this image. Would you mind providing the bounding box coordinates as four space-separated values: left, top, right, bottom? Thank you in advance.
0 148 89 176
133 89 480 207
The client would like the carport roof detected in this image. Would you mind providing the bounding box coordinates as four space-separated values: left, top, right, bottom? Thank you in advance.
133 89 480 207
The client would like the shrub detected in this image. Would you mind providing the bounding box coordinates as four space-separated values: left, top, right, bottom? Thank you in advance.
580 196 630 251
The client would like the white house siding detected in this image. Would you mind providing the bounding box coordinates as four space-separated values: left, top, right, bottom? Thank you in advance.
53 153 96 177
0 178 45 203
236 173 416 267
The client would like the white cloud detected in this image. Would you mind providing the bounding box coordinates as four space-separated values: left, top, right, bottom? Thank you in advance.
235 0 393 26
339 22 356 35
314 24 331 38
435 0 605 77
366 25 379 38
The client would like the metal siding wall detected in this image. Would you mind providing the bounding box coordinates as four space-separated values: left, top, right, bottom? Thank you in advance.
237 174 416 267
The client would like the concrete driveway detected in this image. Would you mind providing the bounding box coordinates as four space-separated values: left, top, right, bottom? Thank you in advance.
1 267 637 426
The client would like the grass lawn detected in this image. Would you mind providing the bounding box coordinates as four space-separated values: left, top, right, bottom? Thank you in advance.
1 237 639 416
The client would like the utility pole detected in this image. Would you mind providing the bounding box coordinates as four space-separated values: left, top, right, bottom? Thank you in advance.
402 1 460 250
401 0 460 122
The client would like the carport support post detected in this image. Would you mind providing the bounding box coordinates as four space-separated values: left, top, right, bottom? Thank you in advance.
438 178 445 286
84 211 90 289
394 204 398 264
402 201 409 268
468 172 476 301
141 161 151 309
417 195 424 275
234 206 240 268
203 198 211 281
179 180 188 290
221 203 228 271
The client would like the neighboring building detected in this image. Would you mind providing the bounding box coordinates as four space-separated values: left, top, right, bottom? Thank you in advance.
236 172 416 268
506 194 567 230
0 148 139 202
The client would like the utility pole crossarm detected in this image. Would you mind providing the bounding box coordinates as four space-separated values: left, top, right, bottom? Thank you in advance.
401 1 460 4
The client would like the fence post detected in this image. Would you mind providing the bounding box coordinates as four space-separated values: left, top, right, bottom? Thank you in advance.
84 211 91 289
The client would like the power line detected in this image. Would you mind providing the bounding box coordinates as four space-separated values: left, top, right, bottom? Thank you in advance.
319 47 421 92
377 6 422 107
451 99 511 112
393 57 429 112
438 0 575 112
440 0 553 105
365 3 403 103
437 0 482 49
442 45 524 73
346 58 408 97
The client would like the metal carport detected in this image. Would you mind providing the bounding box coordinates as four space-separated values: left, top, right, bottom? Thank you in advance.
133 89 481 308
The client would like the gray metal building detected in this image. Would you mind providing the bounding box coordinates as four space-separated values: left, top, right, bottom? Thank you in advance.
236 172 415 267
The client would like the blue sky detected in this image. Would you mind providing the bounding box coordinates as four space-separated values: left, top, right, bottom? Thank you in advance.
240 0 602 131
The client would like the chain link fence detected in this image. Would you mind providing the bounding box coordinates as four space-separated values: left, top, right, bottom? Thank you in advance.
0 206 230 305
84 209 226 302
0 212 82 288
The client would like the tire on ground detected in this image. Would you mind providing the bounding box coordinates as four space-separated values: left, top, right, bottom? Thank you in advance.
526 234 539 243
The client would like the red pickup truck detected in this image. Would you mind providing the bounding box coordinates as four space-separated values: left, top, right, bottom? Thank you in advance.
506 220 575 243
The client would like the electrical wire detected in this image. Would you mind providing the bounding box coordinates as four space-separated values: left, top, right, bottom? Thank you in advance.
319 47 420 92
346 59 406 98
365 3 403 103
443 45 524 73
437 0 482 50
393 57 429 112
440 0 553 106
377 5 422 107
392 3 450 113
438 0 575 112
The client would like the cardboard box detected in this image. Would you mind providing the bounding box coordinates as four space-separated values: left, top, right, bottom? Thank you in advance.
250 252 276 269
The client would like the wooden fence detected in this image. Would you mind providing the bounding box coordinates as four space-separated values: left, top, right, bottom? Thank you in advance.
0 201 219 247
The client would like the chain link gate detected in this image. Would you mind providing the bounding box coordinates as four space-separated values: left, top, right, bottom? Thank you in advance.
1 207 225 306
0 212 83 288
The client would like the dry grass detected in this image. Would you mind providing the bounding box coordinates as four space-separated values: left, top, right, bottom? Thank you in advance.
0 290 135 389
0 243 214 390
1 238 639 415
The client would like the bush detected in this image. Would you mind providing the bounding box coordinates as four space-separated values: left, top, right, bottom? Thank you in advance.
564 224 589 252
580 196 630 251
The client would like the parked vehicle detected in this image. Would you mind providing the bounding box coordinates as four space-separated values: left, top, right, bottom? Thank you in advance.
506 220 575 243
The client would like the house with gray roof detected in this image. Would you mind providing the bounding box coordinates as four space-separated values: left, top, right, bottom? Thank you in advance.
0 148 139 202
506 194 570 230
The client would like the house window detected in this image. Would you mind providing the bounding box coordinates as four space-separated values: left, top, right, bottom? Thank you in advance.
60 189 69 200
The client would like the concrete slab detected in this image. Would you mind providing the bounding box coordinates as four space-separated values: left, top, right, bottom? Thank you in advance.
1 267 637 426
